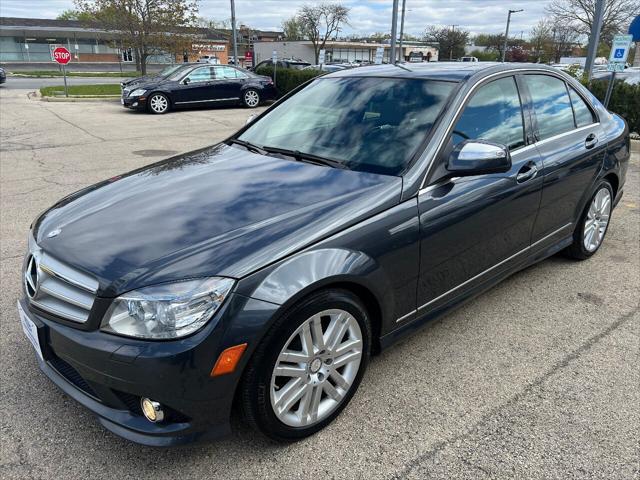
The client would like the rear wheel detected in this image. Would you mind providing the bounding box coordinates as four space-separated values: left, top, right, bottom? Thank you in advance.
243 89 260 108
148 93 170 114
564 180 613 260
239 289 371 441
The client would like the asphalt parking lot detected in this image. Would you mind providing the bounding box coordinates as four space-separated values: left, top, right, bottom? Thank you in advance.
1 86 638 479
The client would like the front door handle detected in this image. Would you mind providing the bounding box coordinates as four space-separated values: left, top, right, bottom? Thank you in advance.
585 133 598 149
516 161 538 183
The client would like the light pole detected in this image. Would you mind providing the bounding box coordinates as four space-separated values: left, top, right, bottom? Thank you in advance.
230 0 238 66
398 0 407 63
449 24 458 60
502 9 523 62
584 0 605 81
390 0 399 64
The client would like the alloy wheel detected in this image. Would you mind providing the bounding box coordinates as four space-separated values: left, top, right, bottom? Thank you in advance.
150 94 168 113
583 187 611 252
270 309 363 427
244 90 260 107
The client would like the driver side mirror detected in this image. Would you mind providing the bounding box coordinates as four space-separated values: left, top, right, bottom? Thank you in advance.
245 113 257 125
182 77 190 85
447 140 511 176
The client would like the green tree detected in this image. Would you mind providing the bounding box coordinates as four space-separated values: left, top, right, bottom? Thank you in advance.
530 19 554 63
281 16 306 41
57 9 94 21
424 26 469 60
75 0 199 74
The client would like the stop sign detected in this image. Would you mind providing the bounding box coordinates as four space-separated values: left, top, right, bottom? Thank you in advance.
53 47 71 65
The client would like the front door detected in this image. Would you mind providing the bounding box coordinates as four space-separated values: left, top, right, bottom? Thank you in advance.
415 75 543 317
172 66 216 105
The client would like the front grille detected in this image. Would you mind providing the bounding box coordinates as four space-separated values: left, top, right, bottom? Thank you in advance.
25 238 98 324
48 355 98 399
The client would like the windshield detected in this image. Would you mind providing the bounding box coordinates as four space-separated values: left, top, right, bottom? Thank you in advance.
157 64 184 77
238 77 455 175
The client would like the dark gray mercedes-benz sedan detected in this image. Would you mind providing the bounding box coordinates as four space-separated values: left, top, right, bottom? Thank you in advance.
19 63 629 446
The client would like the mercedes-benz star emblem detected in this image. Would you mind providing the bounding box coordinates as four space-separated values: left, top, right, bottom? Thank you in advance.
47 228 62 238
24 255 39 299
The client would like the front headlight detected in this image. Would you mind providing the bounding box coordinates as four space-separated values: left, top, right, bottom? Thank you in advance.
130 88 146 97
101 277 234 339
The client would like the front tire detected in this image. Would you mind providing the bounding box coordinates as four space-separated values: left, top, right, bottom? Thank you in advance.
148 93 170 114
242 89 260 108
239 289 371 442
564 180 613 260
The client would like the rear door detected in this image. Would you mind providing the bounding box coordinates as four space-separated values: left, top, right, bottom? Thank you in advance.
523 74 604 248
413 75 543 319
211 66 246 101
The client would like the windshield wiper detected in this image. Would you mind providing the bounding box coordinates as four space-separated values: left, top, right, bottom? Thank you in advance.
227 138 266 155
261 145 349 170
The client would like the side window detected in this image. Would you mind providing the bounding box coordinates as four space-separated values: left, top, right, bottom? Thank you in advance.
215 66 247 79
452 76 525 150
568 87 595 127
525 75 575 140
186 67 213 83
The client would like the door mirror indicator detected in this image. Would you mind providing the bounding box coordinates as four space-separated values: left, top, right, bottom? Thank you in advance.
447 140 511 176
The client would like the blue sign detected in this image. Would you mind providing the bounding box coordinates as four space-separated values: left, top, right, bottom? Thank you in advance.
629 15 640 42
614 48 625 58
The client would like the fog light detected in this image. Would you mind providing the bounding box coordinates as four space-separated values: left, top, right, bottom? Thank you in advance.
140 397 164 422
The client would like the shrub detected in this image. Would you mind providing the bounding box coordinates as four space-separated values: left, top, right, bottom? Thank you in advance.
582 77 640 134
255 66 322 97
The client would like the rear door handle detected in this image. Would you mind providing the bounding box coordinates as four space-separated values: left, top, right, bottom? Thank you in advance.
585 133 598 149
516 161 538 183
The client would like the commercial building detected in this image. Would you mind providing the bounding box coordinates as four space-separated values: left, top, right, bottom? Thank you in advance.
0 16 283 71
253 40 439 65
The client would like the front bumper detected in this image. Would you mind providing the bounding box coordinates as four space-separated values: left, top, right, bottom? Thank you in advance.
121 95 147 110
19 293 279 446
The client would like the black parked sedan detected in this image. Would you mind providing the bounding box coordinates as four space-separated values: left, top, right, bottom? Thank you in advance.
0 66 6 84
121 64 276 113
20 63 629 445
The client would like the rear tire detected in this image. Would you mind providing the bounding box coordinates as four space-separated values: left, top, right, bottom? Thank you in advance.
564 180 613 260
239 289 371 442
242 89 260 108
148 93 170 114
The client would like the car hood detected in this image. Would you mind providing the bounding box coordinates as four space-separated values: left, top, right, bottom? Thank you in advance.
122 74 161 87
34 144 401 296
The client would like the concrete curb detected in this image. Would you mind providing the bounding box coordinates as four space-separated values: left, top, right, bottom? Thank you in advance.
40 96 120 102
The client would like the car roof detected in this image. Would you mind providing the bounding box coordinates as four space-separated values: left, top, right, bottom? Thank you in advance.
325 62 562 82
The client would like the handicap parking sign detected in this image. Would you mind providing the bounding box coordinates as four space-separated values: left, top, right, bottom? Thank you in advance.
608 35 632 64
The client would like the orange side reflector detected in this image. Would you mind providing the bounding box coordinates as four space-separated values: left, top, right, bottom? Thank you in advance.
210 343 247 377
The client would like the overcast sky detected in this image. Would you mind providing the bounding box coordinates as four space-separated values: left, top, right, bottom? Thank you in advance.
0 0 553 38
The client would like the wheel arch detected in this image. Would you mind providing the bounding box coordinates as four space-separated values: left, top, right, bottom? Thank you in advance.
603 171 619 198
236 248 392 354
147 90 173 108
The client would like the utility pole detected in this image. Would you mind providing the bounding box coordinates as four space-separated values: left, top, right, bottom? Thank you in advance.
449 24 458 60
398 0 407 63
230 0 238 66
584 0 605 81
390 0 399 64
502 9 523 62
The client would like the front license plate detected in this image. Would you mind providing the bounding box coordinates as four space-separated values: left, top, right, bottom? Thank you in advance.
18 301 43 361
